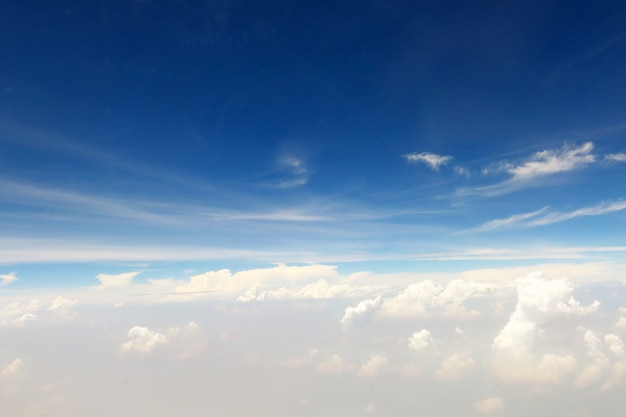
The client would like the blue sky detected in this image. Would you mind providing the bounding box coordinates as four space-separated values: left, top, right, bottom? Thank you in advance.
2 1 626 416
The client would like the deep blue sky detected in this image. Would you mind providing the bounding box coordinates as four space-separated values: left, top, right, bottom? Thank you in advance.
1 0 626 284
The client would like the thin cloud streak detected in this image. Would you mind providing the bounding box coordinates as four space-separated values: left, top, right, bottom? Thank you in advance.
468 200 626 232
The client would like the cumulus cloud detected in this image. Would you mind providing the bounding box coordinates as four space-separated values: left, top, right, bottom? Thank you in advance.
492 272 599 385
404 152 452 170
471 200 626 232
435 351 476 381
47 296 77 313
474 397 505 415
238 279 360 302
97 271 140 289
0 272 17 286
121 326 169 354
408 329 433 352
357 355 391 377
0 299 40 325
341 279 492 327
2 359 23 377
315 354 355 374
341 296 382 329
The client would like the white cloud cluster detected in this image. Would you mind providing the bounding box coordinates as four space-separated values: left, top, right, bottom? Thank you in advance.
491 272 599 384
357 355 391 377
0 272 17 286
408 329 433 352
0 299 40 325
404 152 452 170
435 351 476 381
605 153 626 162
121 321 200 354
238 279 362 303
341 279 492 327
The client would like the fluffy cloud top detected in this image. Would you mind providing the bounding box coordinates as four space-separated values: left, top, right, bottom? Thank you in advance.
408 329 433 352
121 326 169 354
435 351 476 381
474 397 505 415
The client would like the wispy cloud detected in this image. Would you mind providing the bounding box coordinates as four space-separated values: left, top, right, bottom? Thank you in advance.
469 200 626 232
404 152 452 170
0 272 17 286
459 142 597 196
605 153 626 162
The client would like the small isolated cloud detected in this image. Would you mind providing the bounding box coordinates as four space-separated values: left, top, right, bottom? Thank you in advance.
404 152 452 170
435 351 476 381
474 397 505 415
605 153 626 162
2 359 23 377
0 272 17 286
357 355 390 377
0 299 40 326
121 326 169 354
47 296 77 312
97 271 140 289
408 329 433 352
315 354 355 374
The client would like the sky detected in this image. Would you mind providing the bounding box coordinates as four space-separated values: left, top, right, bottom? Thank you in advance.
1 0 626 416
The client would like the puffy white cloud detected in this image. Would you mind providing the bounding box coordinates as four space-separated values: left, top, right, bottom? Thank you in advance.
121 326 169 354
404 152 452 170
0 299 40 325
474 397 505 415
357 355 391 377
238 279 361 302
96 271 140 289
341 296 382 329
341 279 492 327
492 272 598 385
0 272 17 286
408 329 433 352
315 354 355 374
47 296 77 313
435 351 476 381
176 264 339 299
2 359 23 377
575 330 610 388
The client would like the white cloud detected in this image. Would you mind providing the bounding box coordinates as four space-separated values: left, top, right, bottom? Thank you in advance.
491 272 598 384
47 296 77 312
315 354 355 374
0 299 40 325
404 152 452 170
471 200 626 232
0 272 17 286
508 142 595 181
605 334 625 357
435 351 476 381
238 279 364 302
458 142 597 196
474 397 505 415
357 355 391 377
408 329 433 352
605 153 626 162
121 326 169 354
96 271 140 289
341 296 382 329
2 359 23 377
